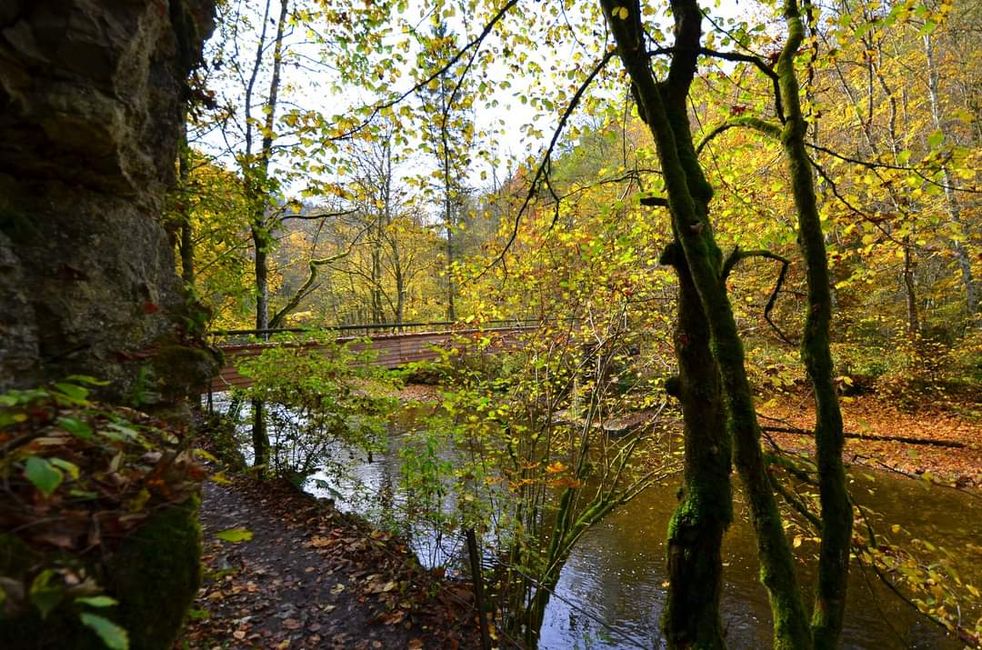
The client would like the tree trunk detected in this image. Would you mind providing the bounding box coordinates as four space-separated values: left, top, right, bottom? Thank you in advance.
446 222 457 322
924 32 978 315
177 134 196 288
601 2 812 647
371 215 384 324
777 3 851 645
662 243 731 649
902 236 920 337
244 0 288 474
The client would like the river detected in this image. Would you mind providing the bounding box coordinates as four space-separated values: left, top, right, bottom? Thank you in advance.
303 425 980 649
221 394 980 648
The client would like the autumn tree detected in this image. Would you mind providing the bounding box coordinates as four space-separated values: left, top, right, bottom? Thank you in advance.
417 22 477 322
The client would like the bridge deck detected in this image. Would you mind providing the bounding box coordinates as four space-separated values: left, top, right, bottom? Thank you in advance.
206 326 533 394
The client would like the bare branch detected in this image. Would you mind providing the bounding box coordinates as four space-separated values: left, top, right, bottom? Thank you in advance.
479 51 615 277
279 207 359 221
721 247 795 346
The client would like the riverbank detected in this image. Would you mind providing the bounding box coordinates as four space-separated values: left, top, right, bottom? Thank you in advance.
178 477 481 649
399 382 982 488
757 391 981 488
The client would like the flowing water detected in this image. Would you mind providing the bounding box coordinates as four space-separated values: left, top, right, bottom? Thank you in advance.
306 431 980 649
222 396 980 648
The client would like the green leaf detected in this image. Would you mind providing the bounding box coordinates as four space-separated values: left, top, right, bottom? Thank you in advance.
30 570 63 618
24 457 64 497
927 130 945 149
64 375 110 386
76 595 119 608
187 607 211 620
50 457 80 480
53 382 90 401
99 423 140 442
58 417 94 440
79 613 129 650
0 411 21 427
215 527 253 543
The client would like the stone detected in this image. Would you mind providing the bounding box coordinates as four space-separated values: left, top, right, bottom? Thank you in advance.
0 0 216 403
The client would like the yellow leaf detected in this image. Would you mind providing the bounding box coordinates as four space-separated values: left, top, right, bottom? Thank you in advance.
546 461 566 474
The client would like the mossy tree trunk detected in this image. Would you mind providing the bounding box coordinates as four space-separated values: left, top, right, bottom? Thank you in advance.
776 2 852 647
600 1 812 647
661 242 731 649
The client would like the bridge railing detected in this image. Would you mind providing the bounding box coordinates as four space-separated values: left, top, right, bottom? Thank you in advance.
207 319 541 346
203 319 541 395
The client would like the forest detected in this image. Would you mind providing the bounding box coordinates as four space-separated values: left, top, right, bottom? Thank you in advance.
0 0 979 648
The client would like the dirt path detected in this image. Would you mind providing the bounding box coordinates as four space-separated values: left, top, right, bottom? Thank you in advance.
179 478 479 649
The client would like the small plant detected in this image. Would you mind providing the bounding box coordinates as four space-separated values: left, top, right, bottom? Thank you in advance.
235 335 400 483
0 378 203 649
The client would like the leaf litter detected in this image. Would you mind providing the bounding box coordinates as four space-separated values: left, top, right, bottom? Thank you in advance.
179 477 481 649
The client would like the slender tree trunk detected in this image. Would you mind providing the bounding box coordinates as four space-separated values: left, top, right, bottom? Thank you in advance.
251 225 270 470
924 32 978 315
662 242 731 649
777 3 851 646
177 133 195 288
371 214 384 324
393 261 405 325
446 221 456 321
902 236 920 336
601 2 812 647
245 0 288 475
441 75 457 322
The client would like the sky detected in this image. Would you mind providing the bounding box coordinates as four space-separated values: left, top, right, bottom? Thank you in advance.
194 0 754 206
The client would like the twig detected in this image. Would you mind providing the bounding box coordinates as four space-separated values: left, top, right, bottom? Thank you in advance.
721 247 795 346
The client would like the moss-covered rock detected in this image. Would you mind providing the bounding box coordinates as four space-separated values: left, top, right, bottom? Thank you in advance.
109 498 202 649
0 498 200 650
0 383 205 649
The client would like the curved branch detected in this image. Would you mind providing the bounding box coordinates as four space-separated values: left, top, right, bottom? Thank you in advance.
722 247 795 346
695 116 782 157
268 249 352 330
268 221 370 329
649 46 785 120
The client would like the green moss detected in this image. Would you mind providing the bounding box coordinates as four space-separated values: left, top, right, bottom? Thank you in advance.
152 343 219 401
107 497 201 650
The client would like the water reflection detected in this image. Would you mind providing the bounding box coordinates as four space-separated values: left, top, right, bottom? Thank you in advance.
539 472 979 649
219 395 979 648
318 442 977 649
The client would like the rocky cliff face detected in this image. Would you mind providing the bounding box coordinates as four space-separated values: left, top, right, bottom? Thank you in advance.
0 0 216 402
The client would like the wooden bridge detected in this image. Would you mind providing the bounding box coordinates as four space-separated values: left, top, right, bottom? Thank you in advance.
205 321 536 394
